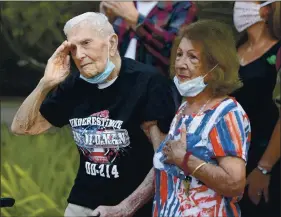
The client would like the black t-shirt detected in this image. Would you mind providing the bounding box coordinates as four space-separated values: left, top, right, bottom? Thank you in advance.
231 41 281 150
40 57 178 214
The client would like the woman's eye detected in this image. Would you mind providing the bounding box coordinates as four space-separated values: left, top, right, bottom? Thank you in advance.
189 54 198 60
188 54 199 63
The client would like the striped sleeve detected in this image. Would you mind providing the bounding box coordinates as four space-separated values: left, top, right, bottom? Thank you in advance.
208 110 251 162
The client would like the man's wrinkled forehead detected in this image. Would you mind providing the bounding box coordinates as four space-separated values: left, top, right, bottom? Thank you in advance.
67 22 108 44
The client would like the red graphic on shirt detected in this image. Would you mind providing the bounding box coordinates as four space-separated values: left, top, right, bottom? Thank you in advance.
91 110 109 119
88 110 110 163
72 110 130 164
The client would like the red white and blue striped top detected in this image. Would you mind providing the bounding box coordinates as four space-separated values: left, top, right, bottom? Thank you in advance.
153 97 251 217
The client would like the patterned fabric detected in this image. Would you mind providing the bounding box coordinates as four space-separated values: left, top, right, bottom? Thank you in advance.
153 98 251 217
112 1 197 76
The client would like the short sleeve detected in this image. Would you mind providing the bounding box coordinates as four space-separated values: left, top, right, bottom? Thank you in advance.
142 73 180 134
39 73 77 128
208 110 251 162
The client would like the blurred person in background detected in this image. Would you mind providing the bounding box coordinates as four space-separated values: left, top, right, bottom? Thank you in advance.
99 1 197 77
100 1 198 108
231 1 281 216
10 12 178 217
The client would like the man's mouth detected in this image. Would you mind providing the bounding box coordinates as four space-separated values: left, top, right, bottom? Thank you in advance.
81 63 91 68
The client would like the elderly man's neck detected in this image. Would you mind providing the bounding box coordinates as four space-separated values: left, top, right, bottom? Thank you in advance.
107 54 121 81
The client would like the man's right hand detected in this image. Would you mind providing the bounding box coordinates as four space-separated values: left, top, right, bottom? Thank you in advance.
41 40 71 90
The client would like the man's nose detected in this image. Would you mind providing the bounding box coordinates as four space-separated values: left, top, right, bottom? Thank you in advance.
75 47 86 60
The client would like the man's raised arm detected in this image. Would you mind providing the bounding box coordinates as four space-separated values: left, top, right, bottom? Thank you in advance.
11 41 72 135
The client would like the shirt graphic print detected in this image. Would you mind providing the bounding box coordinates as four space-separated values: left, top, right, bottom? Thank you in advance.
69 110 130 179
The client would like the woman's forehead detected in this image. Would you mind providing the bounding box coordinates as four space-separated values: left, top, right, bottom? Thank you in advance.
178 38 202 52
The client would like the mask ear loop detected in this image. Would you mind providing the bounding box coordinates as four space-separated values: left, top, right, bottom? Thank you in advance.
260 0 276 7
203 63 219 78
259 0 276 24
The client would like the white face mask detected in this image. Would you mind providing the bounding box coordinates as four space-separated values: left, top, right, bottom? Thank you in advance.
173 64 218 97
233 1 275 33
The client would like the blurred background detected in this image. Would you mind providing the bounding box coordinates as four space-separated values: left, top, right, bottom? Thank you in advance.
0 1 235 216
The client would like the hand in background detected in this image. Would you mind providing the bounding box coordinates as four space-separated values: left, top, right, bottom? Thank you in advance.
246 168 270 205
100 2 139 25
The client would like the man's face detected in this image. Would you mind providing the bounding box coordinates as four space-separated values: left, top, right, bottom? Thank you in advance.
67 23 109 78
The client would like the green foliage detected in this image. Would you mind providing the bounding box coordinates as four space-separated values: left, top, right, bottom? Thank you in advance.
1 124 79 217
3 2 74 46
1 2 100 66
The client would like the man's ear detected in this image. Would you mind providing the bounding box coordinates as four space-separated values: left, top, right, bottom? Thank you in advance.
109 34 118 57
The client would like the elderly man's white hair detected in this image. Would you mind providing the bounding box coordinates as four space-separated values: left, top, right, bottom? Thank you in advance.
63 12 115 37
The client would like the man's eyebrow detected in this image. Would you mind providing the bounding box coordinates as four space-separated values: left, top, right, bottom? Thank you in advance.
76 38 93 44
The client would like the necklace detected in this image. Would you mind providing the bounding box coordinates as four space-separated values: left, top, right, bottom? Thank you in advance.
176 98 212 133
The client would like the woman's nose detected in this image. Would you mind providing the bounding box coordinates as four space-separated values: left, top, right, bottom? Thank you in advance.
177 58 188 69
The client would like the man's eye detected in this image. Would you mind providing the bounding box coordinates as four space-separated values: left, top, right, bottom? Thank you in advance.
176 53 182 57
82 41 90 45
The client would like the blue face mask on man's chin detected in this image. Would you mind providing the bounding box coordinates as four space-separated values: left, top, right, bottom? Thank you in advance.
79 58 115 84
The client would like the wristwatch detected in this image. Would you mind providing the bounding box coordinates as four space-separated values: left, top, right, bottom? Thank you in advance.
257 165 271 175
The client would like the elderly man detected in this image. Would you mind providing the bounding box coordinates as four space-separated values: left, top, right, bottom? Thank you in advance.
11 12 177 217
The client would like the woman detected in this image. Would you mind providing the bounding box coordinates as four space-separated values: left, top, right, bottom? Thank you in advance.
151 20 251 217
231 1 281 217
